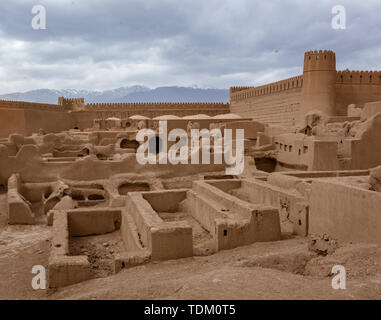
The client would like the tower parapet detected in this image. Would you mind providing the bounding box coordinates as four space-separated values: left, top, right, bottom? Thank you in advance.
303 50 336 72
58 97 85 111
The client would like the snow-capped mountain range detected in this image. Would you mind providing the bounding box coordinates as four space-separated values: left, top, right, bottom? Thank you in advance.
0 86 230 104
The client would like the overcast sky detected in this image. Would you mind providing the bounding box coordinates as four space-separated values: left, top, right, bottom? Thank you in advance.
0 0 380 94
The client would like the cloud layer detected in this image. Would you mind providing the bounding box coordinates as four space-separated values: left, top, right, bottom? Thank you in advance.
0 0 380 94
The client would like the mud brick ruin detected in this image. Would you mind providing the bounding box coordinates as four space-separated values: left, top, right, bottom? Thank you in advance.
1 50 381 294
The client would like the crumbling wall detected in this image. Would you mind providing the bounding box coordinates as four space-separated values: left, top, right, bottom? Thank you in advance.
48 211 91 288
126 191 193 261
192 180 281 249
240 178 308 236
345 112 381 169
7 173 35 224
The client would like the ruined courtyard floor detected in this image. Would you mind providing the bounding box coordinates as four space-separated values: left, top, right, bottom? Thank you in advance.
0 193 380 300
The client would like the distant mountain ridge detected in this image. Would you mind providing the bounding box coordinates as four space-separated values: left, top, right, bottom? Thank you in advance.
0 86 230 104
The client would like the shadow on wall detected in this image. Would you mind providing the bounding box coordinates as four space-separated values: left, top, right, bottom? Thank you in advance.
120 139 139 150
254 157 277 173
118 182 151 195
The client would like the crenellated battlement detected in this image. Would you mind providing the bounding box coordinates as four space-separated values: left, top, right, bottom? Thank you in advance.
336 70 381 85
84 102 229 110
230 49 381 126
304 49 335 56
0 99 66 111
230 86 254 94
303 50 336 72
0 98 230 137
0 98 229 113
58 97 85 110
230 75 303 102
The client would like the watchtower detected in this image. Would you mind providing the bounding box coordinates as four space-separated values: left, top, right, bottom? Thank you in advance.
300 50 337 123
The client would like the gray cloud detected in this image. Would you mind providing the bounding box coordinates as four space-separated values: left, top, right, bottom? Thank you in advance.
0 0 380 93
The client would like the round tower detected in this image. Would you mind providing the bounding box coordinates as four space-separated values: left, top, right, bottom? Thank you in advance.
299 50 337 124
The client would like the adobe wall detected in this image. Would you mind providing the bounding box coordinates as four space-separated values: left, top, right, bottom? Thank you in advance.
192 180 281 248
230 50 381 126
230 72 381 126
0 100 71 137
230 76 303 127
7 173 35 224
80 102 230 129
67 208 121 237
48 210 91 288
0 108 27 137
84 102 229 115
361 101 381 120
0 99 67 111
0 144 227 186
24 108 74 135
127 191 193 261
205 178 307 236
343 112 381 170
0 100 230 136
335 71 381 116
274 134 339 171
309 180 381 244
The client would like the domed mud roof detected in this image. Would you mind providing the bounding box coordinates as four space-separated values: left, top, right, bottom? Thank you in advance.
182 114 211 120
129 115 150 120
153 115 181 120
213 113 242 120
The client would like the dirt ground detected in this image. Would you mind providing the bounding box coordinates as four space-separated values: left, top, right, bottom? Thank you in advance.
0 194 380 300
69 230 126 278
